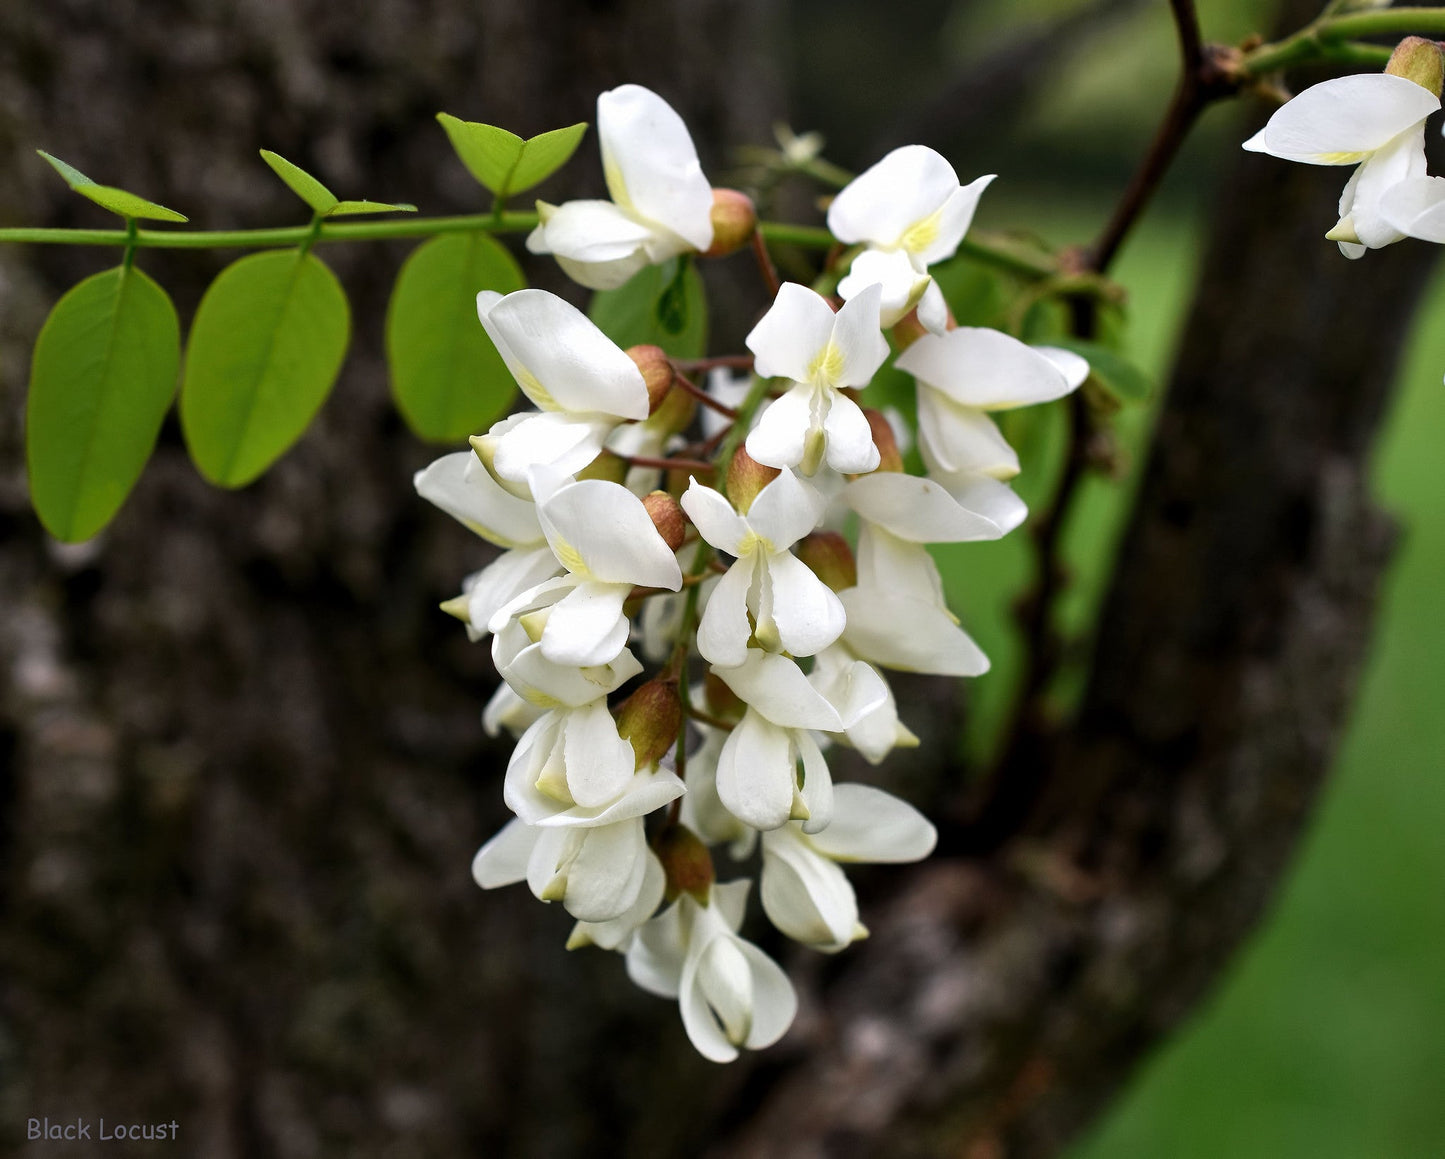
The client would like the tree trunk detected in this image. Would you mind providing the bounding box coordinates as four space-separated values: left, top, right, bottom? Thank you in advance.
0 3 1433 1157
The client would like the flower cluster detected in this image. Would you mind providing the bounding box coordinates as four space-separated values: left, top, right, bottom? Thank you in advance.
418 85 1085 1061
1244 37 1445 258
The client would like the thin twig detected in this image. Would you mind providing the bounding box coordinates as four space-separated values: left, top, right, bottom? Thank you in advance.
674 354 755 373
670 369 738 418
752 229 782 298
615 454 715 474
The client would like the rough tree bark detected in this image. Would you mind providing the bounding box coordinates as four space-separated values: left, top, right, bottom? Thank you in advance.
0 2 1434 1158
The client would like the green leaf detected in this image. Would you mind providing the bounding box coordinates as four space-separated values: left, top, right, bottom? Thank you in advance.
259 150 339 215
327 199 418 217
931 256 1014 329
385 233 525 442
26 265 181 541
181 250 351 487
437 113 587 199
589 258 707 359
37 150 188 223
1048 337 1153 406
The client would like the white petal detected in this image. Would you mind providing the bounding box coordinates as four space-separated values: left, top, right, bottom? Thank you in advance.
502 635 644 708
538 766 686 828
466 545 564 636
502 712 567 824
841 587 990 676
794 730 834 834
913 174 995 265
916 388 1019 479
562 819 649 922
680 479 749 555
761 826 857 950
478 288 650 419
827 657 890 730
746 467 826 550
821 391 881 474
482 681 542 739
914 278 949 335
827 282 890 387
414 451 544 547
855 525 945 606
898 327 1074 410
489 411 614 484
539 478 684 588
826 144 961 247
715 710 796 832
626 898 687 997
844 472 1007 543
763 549 847 659
934 472 1028 535
694 557 755 668
598 84 714 251
1380 174 1445 240
713 650 842 731
678 951 740 1062
539 581 631 667
744 382 815 471
713 879 752 931
1247 73 1439 163
570 848 665 950
563 699 637 808
1034 345 1092 390
737 939 797 1050
471 818 540 888
808 783 937 863
745 282 842 383
526 198 654 262
554 248 653 292
836 246 930 327
691 933 756 1048
1349 124 1428 249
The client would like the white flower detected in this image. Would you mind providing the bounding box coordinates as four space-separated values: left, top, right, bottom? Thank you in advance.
527 84 714 290
566 848 667 951
1381 174 1445 244
743 282 889 475
482 681 543 739
678 703 758 859
896 326 1078 479
473 289 651 488
414 450 560 638
827 145 995 332
710 650 870 833
491 469 682 667
760 784 936 951
680 469 843 667
1243 73 1438 258
626 880 797 1063
807 644 914 765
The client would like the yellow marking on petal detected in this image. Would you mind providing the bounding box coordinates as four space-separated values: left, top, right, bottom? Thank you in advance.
807 341 846 388
851 921 870 942
517 366 559 411
603 156 632 211
552 535 590 578
736 530 761 557
801 427 826 476
540 874 569 902
1313 150 1370 164
535 764 574 804
789 789 811 822
521 689 562 709
754 614 781 652
565 926 594 950
439 595 472 623
899 204 944 254
520 610 550 643
1326 216 1362 244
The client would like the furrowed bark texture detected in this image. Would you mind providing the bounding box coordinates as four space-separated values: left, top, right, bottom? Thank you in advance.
0 3 1434 1158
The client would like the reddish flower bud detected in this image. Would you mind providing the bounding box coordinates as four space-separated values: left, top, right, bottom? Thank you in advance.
794 530 857 592
643 490 687 552
726 446 780 514
627 344 676 414
615 679 683 771
704 672 745 722
1387 36 1445 97
862 408 904 473
703 188 757 258
653 824 716 903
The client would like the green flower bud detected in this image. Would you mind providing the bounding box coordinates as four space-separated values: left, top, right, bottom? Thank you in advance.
615 679 682 770
726 446 780 514
653 824 715 904
1386 36 1445 98
702 188 757 258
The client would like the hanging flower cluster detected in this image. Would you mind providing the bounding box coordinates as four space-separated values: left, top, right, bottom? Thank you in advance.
417 84 1086 1062
1244 36 1445 258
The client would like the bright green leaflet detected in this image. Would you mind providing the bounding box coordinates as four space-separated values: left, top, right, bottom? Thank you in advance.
27 265 181 542
181 250 351 487
1049 337 1153 405
588 258 708 359
436 114 587 199
259 151 415 217
385 233 525 442
37 150 188 223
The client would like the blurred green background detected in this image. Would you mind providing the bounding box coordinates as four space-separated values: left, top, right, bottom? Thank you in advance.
789 0 1445 1152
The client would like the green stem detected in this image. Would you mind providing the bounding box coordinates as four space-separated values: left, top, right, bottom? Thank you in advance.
715 373 774 493
120 218 138 271
1241 8 1445 76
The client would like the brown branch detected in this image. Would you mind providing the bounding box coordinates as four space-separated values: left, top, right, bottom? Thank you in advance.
669 369 739 418
752 227 781 297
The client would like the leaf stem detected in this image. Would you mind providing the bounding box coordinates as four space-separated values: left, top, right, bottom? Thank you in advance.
669 369 738 418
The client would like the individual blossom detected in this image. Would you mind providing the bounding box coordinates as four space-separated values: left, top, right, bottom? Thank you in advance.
827 144 995 332
709 649 875 833
759 784 936 952
489 467 682 667
527 84 714 289
743 282 889 475
896 326 1079 480
414 450 560 639
472 289 651 489
1243 69 1439 258
680 468 843 668
626 880 797 1063
566 848 667 951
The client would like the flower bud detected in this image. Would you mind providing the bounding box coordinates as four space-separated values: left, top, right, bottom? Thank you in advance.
643 490 687 552
1386 36 1445 96
704 672 745 722
726 446 780 513
794 530 857 592
627 344 676 414
615 679 682 770
703 189 757 258
653 824 715 903
650 378 698 436
862 408 904 472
